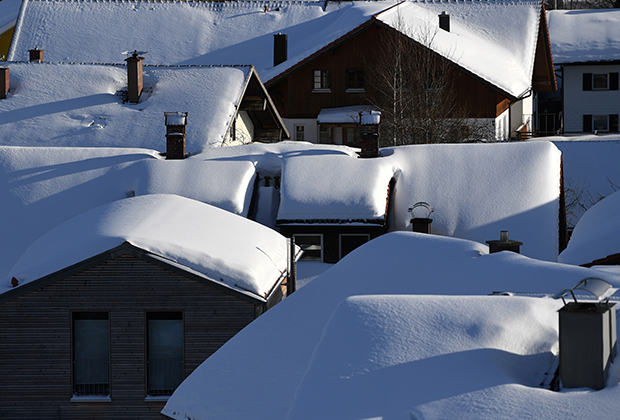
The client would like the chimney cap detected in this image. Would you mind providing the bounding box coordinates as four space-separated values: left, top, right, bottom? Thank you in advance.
165 111 188 126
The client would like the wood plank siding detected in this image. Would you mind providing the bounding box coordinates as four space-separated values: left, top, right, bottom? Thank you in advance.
0 253 265 420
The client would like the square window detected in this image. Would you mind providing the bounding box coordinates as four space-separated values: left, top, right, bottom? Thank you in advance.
293 234 323 261
339 234 370 260
593 74 609 90
73 312 110 396
147 312 184 396
313 70 331 91
593 115 609 131
346 70 365 91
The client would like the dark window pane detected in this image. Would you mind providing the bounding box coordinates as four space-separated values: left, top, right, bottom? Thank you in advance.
147 313 183 396
73 313 109 396
294 235 322 261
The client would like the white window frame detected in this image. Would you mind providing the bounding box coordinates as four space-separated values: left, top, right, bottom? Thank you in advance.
592 73 609 91
294 125 305 141
312 70 331 92
593 115 609 132
293 234 323 262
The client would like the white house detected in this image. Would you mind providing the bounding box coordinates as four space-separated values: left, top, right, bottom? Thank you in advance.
548 9 620 133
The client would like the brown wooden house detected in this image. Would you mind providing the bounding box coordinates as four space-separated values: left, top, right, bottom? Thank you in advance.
265 0 557 143
0 194 294 419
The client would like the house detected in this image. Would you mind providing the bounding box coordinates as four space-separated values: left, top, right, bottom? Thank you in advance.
559 189 620 267
7 0 556 143
0 194 297 419
162 231 620 420
547 9 620 134
0 61 287 150
276 153 396 263
265 0 557 142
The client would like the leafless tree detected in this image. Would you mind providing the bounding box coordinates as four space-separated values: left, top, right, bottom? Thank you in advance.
364 13 493 146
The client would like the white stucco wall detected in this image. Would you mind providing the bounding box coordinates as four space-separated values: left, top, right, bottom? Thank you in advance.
283 119 319 143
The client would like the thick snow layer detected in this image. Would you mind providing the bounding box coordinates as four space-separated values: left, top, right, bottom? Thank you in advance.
0 146 257 280
316 105 376 124
559 190 620 266
548 9 620 64
0 62 249 150
8 0 388 82
162 231 620 420
390 141 561 261
277 154 396 222
9 0 542 97
377 0 541 98
2 194 289 297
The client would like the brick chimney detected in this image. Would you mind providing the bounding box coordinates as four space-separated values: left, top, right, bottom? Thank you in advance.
165 112 188 160
358 110 381 158
125 51 145 104
439 11 450 32
486 230 523 254
0 67 8 99
273 33 287 67
29 46 44 63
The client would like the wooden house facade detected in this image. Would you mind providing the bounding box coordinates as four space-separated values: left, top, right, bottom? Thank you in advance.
266 3 556 143
0 242 285 420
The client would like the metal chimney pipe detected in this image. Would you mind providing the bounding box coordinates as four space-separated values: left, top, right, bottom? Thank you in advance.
439 11 450 32
274 33 288 67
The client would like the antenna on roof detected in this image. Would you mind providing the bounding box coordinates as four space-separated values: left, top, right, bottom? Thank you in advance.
121 50 148 59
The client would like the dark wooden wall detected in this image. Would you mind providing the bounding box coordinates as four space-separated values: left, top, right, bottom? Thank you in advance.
0 254 259 420
267 22 510 121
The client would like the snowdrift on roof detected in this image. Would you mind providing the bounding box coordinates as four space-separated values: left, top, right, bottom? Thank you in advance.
0 146 257 280
277 154 396 223
0 63 249 150
377 0 541 98
548 9 620 64
163 231 620 420
3 194 289 297
559 189 620 266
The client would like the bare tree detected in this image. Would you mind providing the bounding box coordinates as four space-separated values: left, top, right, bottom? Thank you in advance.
364 13 493 146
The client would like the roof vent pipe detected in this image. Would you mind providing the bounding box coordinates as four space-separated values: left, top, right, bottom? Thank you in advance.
486 230 523 254
29 46 44 63
125 50 145 104
409 202 434 234
165 112 188 160
0 67 8 99
439 11 450 32
274 33 288 67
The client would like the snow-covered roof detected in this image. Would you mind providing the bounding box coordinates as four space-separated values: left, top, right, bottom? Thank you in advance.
376 0 543 98
548 9 620 64
0 62 253 150
8 0 546 97
277 154 396 224
2 194 290 298
0 146 257 281
162 231 620 420
559 189 620 266
316 105 376 124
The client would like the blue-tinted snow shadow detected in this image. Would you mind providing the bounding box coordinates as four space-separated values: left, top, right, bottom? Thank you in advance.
289 348 556 420
0 94 117 125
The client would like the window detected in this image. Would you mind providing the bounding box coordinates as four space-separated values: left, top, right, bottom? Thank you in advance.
313 70 331 91
293 234 323 261
583 72 619 91
295 125 305 141
147 312 184 396
319 125 331 144
346 69 364 92
583 114 619 132
339 234 370 260
73 312 110 396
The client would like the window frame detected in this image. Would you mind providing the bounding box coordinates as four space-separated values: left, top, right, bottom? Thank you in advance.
293 234 323 262
145 311 185 398
71 311 111 400
345 69 365 93
339 234 370 260
592 73 609 91
312 70 331 92
294 124 305 141
593 114 609 132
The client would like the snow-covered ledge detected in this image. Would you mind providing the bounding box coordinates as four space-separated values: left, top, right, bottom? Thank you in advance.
70 395 111 403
